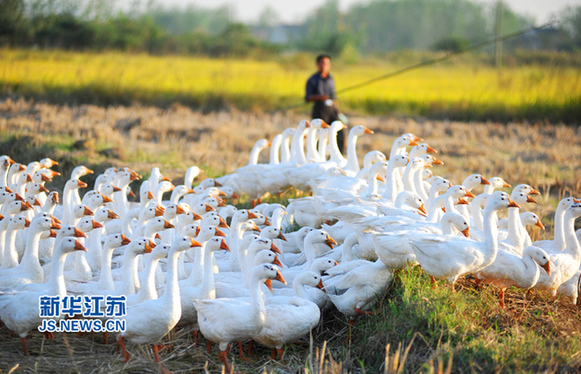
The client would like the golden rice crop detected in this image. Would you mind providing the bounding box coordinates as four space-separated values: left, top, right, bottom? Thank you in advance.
0 48 579 121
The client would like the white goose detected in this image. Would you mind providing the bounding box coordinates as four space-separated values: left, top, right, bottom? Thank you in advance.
409 192 518 285
0 238 86 356
194 263 286 373
117 236 202 366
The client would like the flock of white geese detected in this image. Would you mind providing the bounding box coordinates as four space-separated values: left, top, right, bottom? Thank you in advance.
0 119 580 372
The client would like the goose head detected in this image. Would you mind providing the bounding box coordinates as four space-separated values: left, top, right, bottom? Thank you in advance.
206 236 230 252
409 143 438 158
362 151 387 169
164 203 186 220
103 233 131 251
520 212 545 230
100 183 121 198
71 165 93 180
39 158 58 169
486 191 519 212
446 185 476 199
58 237 87 255
255 263 286 291
25 195 41 209
94 208 120 223
72 204 94 220
56 225 87 241
200 214 229 229
513 184 541 197
76 217 103 233
429 178 452 194
171 236 203 253
260 226 287 241
390 155 409 168
0 155 15 169
442 212 470 237
510 190 538 205
294 271 325 290
145 217 175 234
253 249 283 267
127 237 155 256
525 246 551 275
311 257 338 275
305 229 337 249
488 177 511 190
199 178 222 189
7 215 31 231
462 174 490 191
65 178 88 191
420 154 443 166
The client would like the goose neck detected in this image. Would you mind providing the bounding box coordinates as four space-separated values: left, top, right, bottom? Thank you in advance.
99 246 116 291
345 132 360 172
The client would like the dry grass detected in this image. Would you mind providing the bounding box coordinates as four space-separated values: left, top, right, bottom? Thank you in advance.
0 97 580 372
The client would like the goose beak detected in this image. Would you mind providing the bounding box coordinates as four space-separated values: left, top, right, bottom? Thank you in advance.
432 157 444 165
264 279 274 292
465 191 476 199
305 120 311 128
541 260 551 276
376 174 385 182
573 198 580 203
147 191 154 200
316 279 326 292
480 177 491 185
14 193 24 201
342 124 348 130
205 204 215 212
193 212 203 221
275 270 287 285
39 185 50 193
231 192 239 199
155 206 165 216
270 242 281 254
51 193 59 204
162 176 171 182
127 189 135 198
277 231 287 241
417 204 427 215
84 206 94 216
121 235 131 245
75 240 88 252
108 210 120 220
51 221 61 230
48 229 57 238
530 188 541 195
502 181 512 188
409 139 420 147
263 217 271 226
195 226 201 236
457 198 469 205
26 174 33 183
215 228 227 237
272 255 283 267
219 218 230 229
526 196 537 204
325 235 337 248
219 239 230 251
363 127 374 134
92 220 104 229
145 240 156 253
155 233 161 241
175 205 186 214
33 198 41 207
190 238 203 248
426 145 437 154
163 220 175 229
74 227 88 238
41 174 52 182
24 218 31 227
247 211 259 220
507 198 520 209
412 135 424 142
461 227 470 238
18 164 26 171
186 188 195 194
112 186 122 192
129 174 139 181
535 219 545 230
51 215 62 224
217 200 227 208
101 195 113 203
321 120 330 128
77 181 88 188
424 163 432 168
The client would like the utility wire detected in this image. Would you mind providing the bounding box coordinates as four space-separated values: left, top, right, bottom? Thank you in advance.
282 20 559 111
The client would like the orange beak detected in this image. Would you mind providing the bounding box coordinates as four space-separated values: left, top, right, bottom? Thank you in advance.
535 220 545 230
426 145 437 154
363 127 374 134
50 221 61 230
275 270 287 285
144 240 155 253
92 220 104 229
190 238 203 248
461 227 470 238
465 191 476 199
215 228 227 237
84 206 94 216
121 235 131 246
175 205 186 214
48 229 57 238
270 242 281 254
74 240 88 252
74 227 88 238
526 196 537 204
376 174 385 182
147 191 155 200
108 210 120 219
77 181 88 188
502 181 512 188
24 218 31 227
507 198 520 209
219 239 230 251
540 260 551 276
101 194 113 203
39 185 50 193
163 220 175 229
480 177 491 185
321 120 330 128
530 188 541 195
277 231 287 241
272 255 283 267
205 204 215 212
219 218 229 228
325 235 337 249
247 211 259 219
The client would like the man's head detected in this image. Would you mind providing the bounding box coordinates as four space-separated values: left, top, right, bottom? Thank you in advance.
316 54 331 76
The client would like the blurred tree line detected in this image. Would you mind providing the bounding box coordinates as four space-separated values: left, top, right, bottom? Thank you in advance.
0 0 579 58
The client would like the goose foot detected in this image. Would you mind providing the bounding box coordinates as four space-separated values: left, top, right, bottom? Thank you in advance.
207 340 213 354
247 339 255 356
499 289 506 309
117 336 130 362
430 276 436 289
21 337 30 356
219 345 233 374
237 341 253 362
355 308 375 316
103 332 108 345
192 330 198 348
43 331 55 340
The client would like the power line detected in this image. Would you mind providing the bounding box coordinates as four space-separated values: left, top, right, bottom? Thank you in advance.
282 20 559 111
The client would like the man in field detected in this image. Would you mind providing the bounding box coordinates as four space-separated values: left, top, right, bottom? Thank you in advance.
305 54 345 154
